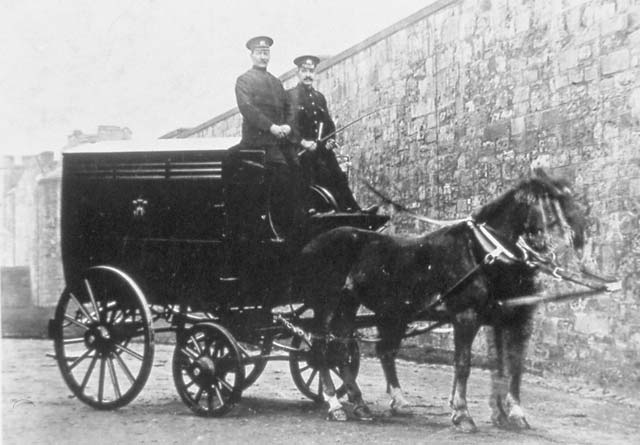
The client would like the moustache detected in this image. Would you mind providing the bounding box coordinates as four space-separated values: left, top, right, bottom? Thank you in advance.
304 77 313 81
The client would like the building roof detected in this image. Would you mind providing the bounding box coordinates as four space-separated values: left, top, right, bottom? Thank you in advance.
64 136 241 154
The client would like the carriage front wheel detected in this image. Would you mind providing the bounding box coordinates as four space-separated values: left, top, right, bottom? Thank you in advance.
172 322 246 416
51 266 155 409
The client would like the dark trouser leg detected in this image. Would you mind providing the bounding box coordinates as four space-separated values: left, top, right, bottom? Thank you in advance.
316 149 360 211
266 162 291 240
282 146 308 247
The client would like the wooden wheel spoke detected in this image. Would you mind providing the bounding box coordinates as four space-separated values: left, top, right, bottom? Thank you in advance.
107 357 122 399
194 387 204 404
217 378 233 392
79 354 99 391
98 358 106 403
114 343 143 361
190 336 203 355
69 292 95 322
180 346 199 361
305 369 318 388
113 351 135 384
84 279 101 320
63 314 89 331
237 343 250 357
108 307 124 324
69 347 94 371
214 384 225 405
298 364 311 373
63 336 86 345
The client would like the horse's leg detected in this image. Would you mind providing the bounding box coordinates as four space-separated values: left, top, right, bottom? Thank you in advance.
315 307 348 421
449 311 479 432
334 301 373 421
376 321 411 414
502 313 533 429
336 338 373 421
487 326 510 427
319 364 347 421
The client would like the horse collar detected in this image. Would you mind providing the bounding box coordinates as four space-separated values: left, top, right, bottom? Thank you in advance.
466 220 520 265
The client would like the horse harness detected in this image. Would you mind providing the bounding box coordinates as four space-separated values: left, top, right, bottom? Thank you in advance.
418 218 616 319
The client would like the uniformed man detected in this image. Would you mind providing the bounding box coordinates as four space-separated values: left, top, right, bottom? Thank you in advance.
235 36 303 239
287 55 375 213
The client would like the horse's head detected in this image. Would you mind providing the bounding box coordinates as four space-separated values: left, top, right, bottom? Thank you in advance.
475 169 586 254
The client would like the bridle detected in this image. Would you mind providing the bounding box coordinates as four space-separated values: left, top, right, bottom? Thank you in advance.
408 191 617 315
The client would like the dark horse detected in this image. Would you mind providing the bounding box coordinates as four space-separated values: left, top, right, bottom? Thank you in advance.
294 169 586 429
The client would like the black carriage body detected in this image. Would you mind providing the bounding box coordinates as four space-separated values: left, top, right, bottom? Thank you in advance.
61 138 265 308
61 137 388 311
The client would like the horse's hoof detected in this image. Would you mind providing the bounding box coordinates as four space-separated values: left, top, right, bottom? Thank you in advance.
389 399 412 416
508 414 531 430
454 419 478 433
491 412 509 428
452 413 477 433
352 404 374 421
327 407 348 422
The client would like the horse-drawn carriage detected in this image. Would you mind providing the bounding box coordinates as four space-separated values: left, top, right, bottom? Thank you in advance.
49 136 616 427
48 137 388 416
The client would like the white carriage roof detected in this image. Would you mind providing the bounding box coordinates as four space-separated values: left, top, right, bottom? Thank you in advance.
63 137 241 154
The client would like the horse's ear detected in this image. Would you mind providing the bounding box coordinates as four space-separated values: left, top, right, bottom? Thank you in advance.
532 168 549 180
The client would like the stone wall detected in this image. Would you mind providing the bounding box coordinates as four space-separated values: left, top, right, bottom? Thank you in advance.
189 0 640 387
33 172 64 307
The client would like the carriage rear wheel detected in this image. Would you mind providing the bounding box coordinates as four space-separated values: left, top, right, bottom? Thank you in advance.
288 335 360 403
172 322 245 417
52 266 154 409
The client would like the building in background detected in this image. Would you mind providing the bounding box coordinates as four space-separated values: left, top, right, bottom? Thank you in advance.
1 126 131 335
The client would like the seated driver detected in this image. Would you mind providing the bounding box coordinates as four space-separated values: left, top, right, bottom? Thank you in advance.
286 55 377 214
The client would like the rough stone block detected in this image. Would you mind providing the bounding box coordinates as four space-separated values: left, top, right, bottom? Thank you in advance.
483 120 510 141
511 116 526 135
601 49 631 75
600 13 629 36
559 49 580 70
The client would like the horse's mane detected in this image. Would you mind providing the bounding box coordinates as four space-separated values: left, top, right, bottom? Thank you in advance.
472 170 572 223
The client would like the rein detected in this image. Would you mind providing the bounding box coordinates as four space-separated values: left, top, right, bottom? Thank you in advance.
418 218 619 314
362 179 618 310
363 180 469 227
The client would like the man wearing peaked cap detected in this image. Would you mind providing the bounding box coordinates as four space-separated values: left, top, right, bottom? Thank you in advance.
245 35 273 50
293 55 320 69
287 55 376 214
234 36 304 240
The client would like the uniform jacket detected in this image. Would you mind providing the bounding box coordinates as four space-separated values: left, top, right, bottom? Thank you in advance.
235 66 293 163
287 83 336 146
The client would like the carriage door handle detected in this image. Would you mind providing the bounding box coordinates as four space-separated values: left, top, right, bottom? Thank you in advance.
132 198 148 218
